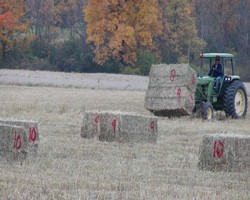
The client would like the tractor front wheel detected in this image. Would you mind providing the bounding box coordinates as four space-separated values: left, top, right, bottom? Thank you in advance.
223 80 248 119
201 102 214 120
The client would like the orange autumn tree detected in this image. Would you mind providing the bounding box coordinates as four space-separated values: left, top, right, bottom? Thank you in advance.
0 0 29 60
85 0 162 65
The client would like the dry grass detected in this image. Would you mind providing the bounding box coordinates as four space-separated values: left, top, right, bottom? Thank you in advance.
0 83 250 199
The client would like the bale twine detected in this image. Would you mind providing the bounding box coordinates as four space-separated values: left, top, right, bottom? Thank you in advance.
145 63 197 116
80 111 158 143
0 124 28 161
198 134 250 172
0 119 39 157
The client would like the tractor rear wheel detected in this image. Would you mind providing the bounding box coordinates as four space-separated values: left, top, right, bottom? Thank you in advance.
201 102 214 120
223 80 248 119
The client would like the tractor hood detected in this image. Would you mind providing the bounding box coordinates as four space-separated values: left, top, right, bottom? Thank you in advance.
197 76 214 85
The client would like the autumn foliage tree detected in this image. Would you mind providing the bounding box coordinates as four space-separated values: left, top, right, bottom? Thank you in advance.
0 0 29 60
85 0 162 65
57 0 87 39
162 0 204 63
25 0 61 43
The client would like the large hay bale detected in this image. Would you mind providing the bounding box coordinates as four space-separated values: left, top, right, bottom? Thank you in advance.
0 124 28 160
0 119 39 157
148 64 197 92
80 111 158 143
118 113 157 143
198 134 250 172
145 63 197 116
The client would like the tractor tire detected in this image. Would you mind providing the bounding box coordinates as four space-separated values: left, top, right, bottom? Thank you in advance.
223 80 248 119
201 102 214 120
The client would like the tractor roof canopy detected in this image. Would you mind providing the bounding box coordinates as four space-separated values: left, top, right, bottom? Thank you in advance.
201 53 234 59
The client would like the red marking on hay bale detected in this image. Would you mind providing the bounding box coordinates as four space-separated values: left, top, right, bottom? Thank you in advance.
150 121 155 133
29 127 37 142
13 131 22 151
94 115 100 124
177 88 182 105
213 140 224 159
170 69 176 82
192 73 196 85
112 119 116 134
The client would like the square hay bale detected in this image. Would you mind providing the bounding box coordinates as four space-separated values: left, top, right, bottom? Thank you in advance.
148 64 197 92
0 119 39 157
198 134 250 172
117 113 157 143
145 63 197 117
0 124 28 161
145 87 195 116
80 111 158 143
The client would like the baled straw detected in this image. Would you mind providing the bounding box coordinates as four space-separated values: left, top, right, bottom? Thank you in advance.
0 119 39 157
80 111 158 143
198 134 250 172
0 124 28 161
145 63 197 116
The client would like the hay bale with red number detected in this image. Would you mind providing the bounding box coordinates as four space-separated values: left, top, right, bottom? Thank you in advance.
0 124 28 161
145 63 197 116
98 111 120 142
80 111 101 138
148 63 197 92
80 111 158 143
81 111 119 141
117 113 157 143
198 134 250 172
0 119 39 157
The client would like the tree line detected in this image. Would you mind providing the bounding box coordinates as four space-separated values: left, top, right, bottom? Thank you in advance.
0 0 249 80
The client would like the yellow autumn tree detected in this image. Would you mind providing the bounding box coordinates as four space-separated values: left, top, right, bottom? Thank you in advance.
0 0 29 60
164 0 205 63
84 0 162 65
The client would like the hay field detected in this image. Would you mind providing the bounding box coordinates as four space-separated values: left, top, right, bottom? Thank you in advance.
0 70 250 199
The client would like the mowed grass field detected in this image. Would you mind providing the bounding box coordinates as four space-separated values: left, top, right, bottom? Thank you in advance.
0 72 250 199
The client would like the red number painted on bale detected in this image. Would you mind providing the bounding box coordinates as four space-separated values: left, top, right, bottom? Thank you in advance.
150 121 154 133
112 119 116 134
13 131 22 150
192 73 196 85
29 127 37 142
213 140 224 159
94 115 100 124
170 69 176 82
177 88 182 105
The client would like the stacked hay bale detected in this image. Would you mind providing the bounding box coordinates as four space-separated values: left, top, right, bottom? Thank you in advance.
0 119 39 157
198 134 250 172
145 64 197 116
80 111 157 143
0 124 27 160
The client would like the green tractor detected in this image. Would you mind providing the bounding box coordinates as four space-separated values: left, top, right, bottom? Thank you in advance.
194 53 248 120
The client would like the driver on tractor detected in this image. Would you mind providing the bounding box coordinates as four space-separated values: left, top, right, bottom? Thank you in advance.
208 56 223 92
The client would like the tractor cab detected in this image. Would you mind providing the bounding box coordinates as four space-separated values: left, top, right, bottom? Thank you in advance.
198 53 239 95
194 53 247 120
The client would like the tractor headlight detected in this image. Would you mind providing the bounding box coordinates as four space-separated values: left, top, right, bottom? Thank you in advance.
225 77 231 81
